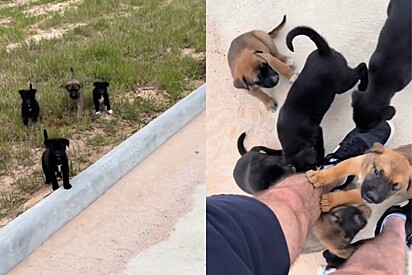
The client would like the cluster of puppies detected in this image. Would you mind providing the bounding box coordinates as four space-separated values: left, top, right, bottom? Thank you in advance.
18 68 114 191
230 0 411 264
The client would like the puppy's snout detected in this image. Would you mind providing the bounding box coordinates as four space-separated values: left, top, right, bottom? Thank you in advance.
365 190 379 203
270 74 279 86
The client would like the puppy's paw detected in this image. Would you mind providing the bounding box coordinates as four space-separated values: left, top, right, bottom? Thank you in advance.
320 194 333 213
63 183 72 190
266 100 278 112
289 73 299 84
286 57 296 70
107 109 113 115
95 111 101 115
306 170 324 188
52 185 59 191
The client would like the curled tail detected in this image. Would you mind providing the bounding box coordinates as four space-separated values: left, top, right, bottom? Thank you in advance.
237 132 248 156
286 26 331 56
268 15 287 38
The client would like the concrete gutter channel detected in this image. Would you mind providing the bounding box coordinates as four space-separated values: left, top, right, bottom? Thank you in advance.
0 84 206 275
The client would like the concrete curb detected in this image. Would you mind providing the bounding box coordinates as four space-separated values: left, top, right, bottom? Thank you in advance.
0 84 206 275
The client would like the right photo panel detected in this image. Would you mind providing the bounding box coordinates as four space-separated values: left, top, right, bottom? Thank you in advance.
206 0 412 274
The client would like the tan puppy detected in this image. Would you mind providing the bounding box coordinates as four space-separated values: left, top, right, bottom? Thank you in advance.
227 15 298 112
314 204 371 259
306 143 412 212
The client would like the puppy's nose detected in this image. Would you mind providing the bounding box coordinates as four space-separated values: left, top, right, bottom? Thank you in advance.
365 191 379 203
272 75 279 85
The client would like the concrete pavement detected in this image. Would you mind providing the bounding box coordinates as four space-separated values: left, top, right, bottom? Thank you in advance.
10 112 205 275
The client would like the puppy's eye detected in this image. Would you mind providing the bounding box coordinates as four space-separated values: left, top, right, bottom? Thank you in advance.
392 183 400 191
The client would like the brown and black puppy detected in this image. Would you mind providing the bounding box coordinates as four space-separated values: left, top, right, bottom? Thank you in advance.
227 15 298 112
65 68 83 119
352 0 411 132
233 132 295 194
277 26 368 172
314 204 371 259
306 143 412 213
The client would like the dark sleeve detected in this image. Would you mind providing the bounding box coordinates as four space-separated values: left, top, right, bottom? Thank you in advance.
206 194 290 275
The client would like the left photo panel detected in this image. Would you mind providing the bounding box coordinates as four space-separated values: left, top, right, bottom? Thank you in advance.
0 0 205 274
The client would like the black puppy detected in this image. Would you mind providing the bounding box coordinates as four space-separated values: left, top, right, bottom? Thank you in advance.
19 84 40 126
352 0 411 132
41 129 71 191
277 26 368 172
233 132 296 194
93 81 112 115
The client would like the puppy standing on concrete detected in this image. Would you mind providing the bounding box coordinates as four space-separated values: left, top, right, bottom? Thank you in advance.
233 132 296 194
227 15 298 112
93 81 113 115
65 68 83 119
19 84 40 126
352 0 411 132
42 129 71 191
277 26 368 172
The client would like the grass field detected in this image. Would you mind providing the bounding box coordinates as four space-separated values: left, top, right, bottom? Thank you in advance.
0 0 205 226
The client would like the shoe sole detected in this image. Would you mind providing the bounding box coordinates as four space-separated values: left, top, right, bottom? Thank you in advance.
331 120 395 153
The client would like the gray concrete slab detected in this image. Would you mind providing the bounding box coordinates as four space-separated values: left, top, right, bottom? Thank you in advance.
10 112 205 275
206 1 412 274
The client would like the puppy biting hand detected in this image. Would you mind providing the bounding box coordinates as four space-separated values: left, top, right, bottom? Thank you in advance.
65 68 83 119
19 83 40 126
41 129 71 191
93 81 113 115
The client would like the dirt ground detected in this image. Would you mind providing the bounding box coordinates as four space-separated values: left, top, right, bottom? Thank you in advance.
206 0 412 273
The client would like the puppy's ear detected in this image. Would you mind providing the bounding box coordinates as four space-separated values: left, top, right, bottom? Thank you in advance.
233 77 249 90
93 82 99 87
366 143 385 155
351 90 363 107
18 90 24 96
62 138 70 148
380 106 396 120
103 81 109 87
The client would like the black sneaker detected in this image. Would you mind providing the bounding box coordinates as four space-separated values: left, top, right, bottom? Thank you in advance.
322 120 394 168
374 199 412 248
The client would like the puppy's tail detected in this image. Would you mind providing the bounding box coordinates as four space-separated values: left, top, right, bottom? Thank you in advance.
70 67 76 79
286 26 331 56
268 15 286 38
237 132 248 156
43 129 48 141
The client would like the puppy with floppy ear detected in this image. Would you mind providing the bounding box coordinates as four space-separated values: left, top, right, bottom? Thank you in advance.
41 129 71 191
227 15 298 112
93 81 112 115
306 143 412 213
233 132 296 194
19 83 40 126
313 204 371 259
65 68 83 119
